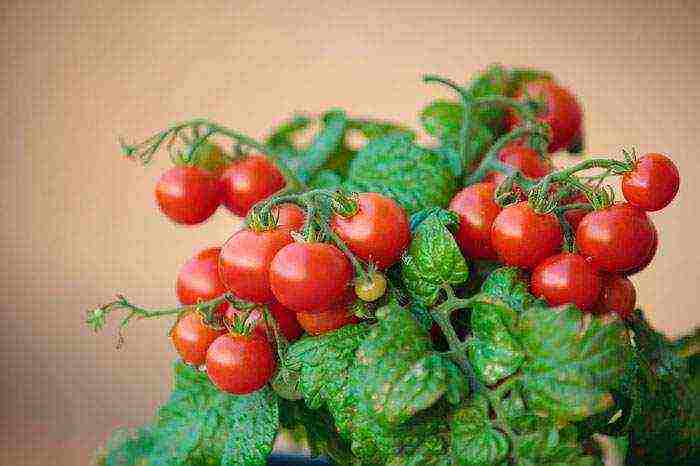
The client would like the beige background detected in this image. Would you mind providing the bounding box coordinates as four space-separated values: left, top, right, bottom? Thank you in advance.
1 1 699 464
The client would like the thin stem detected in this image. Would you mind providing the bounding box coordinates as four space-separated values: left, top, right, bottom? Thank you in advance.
318 221 368 281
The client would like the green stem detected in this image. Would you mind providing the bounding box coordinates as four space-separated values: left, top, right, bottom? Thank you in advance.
318 221 368 281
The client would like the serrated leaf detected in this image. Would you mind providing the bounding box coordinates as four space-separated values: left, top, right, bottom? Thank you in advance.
451 395 509 466
344 133 457 215
400 210 469 306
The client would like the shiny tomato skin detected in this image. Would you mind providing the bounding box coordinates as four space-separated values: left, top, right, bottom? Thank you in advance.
155 166 221 225
509 80 582 152
171 312 225 366
219 155 285 217
449 182 501 260
269 242 353 313
296 297 360 336
330 193 410 269
624 224 658 276
594 275 636 318
622 153 680 212
531 253 601 311
576 203 656 273
491 202 563 269
177 247 228 312
485 144 552 185
224 301 303 342
205 333 276 394
271 203 305 231
219 228 293 303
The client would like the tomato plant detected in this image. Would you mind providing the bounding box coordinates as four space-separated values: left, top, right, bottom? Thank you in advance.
219 155 286 217
448 182 501 260
155 166 221 225
484 143 552 185
205 332 276 394
177 247 228 315
295 296 359 336
622 152 680 211
594 275 636 318
531 252 601 311
224 301 303 343
354 271 387 302
271 203 305 231
170 312 225 366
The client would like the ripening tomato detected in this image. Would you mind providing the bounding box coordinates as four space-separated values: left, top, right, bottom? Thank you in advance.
576 203 656 273
355 271 387 302
269 242 353 313
330 193 410 269
622 153 680 212
219 155 285 217
219 228 293 303
206 332 276 394
155 166 221 225
531 253 601 311
449 182 501 260
491 202 563 269
224 301 303 342
271 203 305 231
177 247 228 315
484 144 552 185
509 80 582 152
624 224 658 276
594 275 636 318
296 297 359 336
171 312 225 366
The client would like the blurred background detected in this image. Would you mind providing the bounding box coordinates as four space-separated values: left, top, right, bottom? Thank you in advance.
1 0 699 464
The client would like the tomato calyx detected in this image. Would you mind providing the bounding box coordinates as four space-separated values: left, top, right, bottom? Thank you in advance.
330 190 360 218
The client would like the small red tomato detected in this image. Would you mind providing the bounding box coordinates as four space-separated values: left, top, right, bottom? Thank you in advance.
485 144 552 185
624 224 658 276
177 247 228 315
206 332 276 394
491 201 563 269
509 80 582 152
224 301 303 343
576 203 656 273
271 203 305 232
155 166 221 225
594 275 636 318
296 297 360 336
269 242 353 313
219 155 285 217
171 312 225 366
449 182 502 260
219 228 293 303
622 153 680 212
561 192 590 231
531 253 601 311
330 193 410 269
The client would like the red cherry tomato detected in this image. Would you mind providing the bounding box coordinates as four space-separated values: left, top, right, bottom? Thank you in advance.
491 201 563 269
219 155 285 217
509 80 582 152
622 153 680 212
330 193 410 269
484 144 552 185
224 301 303 342
171 312 225 366
219 228 293 303
271 203 305 232
624 224 658 276
576 203 656 273
155 166 221 225
177 247 228 315
269 242 353 313
449 182 501 260
561 192 590 231
296 297 360 336
205 332 276 394
531 253 602 311
594 275 636 318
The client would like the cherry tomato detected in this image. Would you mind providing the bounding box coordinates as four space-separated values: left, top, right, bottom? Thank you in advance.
622 153 680 212
561 192 590 231
271 203 305 231
224 301 303 342
491 201 563 269
206 332 276 394
177 247 228 315
171 312 225 366
219 155 285 217
484 144 552 185
449 182 501 260
176 142 228 174
270 242 353 313
594 275 636 318
624 224 658 276
296 298 359 336
219 228 293 303
155 166 221 225
509 80 582 152
355 271 387 302
575 203 656 273
330 193 410 269
531 253 601 311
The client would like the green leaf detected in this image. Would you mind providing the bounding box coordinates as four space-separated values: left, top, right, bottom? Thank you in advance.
295 109 348 182
100 361 279 466
308 169 343 189
265 114 312 161
344 133 457 215
400 209 469 306
450 395 509 466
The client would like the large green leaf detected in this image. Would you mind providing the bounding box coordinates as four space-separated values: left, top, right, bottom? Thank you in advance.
344 133 457 215
400 209 470 306
450 395 509 466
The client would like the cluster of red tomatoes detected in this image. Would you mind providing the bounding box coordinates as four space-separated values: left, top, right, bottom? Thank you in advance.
170 186 410 394
450 151 679 316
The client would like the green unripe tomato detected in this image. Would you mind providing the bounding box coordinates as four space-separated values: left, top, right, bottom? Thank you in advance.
355 271 387 302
